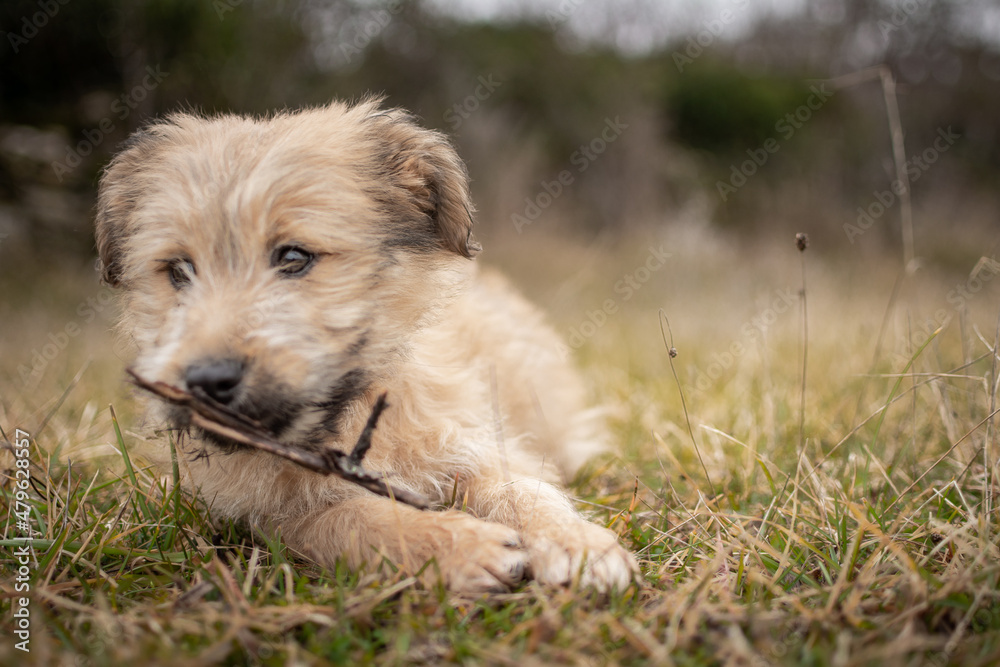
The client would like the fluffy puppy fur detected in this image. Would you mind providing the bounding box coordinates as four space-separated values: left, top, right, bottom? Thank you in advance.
95 98 637 593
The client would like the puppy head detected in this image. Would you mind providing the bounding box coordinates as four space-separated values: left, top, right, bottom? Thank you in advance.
96 98 479 448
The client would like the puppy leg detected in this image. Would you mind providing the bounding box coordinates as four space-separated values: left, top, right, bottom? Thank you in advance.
465 477 638 591
282 496 529 594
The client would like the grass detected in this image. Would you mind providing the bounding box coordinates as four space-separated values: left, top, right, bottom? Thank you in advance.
2 227 1000 665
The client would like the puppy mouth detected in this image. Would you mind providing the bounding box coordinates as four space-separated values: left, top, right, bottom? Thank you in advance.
166 368 371 453
163 384 303 453
168 399 299 453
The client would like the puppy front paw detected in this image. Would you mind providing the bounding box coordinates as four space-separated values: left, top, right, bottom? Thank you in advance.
524 520 638 592
406 511 530 594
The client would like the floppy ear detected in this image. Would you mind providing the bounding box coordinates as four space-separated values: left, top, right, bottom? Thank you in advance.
95 129 158 287
365 107 480 258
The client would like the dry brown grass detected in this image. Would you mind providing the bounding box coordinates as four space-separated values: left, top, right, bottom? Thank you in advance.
3 226 1000 665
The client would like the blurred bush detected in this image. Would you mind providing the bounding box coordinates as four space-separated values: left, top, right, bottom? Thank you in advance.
666 64 808 154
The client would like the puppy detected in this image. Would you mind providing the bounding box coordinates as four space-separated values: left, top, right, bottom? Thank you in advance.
95 98 637 593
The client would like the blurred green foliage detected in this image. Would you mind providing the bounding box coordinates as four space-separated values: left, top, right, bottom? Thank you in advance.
666 63 809 154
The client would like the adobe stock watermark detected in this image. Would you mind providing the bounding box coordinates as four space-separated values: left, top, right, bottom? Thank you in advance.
443 74 502 130
946 255 999 311
923 601 1000 667
5 0 71 55
244 631 285 666
886 255 1000 368
66 619 132 667
512 116 629 233
11 428 34 654
228 293 283 347
213 0 245 20
51 65 169 182
559 245 671 357
545 0 585 29
716 84 834 202
671 0 750 72
689 287 799 391
843 126 959 244
877 0 931 40
338 0 404 65
17 286 116 385
750 625 806 667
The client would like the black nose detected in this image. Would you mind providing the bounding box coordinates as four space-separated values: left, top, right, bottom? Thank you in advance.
185 359 245 405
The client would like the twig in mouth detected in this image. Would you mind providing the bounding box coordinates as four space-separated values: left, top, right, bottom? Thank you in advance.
127 368 430 510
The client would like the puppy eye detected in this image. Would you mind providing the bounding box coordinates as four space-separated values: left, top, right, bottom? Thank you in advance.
273 246 315 276
167 259 195 289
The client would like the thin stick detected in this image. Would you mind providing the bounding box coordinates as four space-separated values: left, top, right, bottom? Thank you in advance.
827 65 914 270
796 234 809 458
986 315 999 521
658 310 716 498
879 66 914 270
127 369 430 509
775 234 810 507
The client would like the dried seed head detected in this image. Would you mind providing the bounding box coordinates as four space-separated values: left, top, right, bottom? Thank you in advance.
795 233 809 252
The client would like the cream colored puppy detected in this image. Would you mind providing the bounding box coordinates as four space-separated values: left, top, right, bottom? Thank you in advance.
95 98 637 593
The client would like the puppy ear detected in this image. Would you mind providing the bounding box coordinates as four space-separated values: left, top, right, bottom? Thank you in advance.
95 129 156 287
366 108 481 258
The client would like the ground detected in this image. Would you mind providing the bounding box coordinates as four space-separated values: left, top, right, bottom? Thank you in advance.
2 225 1000 666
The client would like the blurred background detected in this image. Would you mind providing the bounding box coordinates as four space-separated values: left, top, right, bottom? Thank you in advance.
2 0 998 264
5 5 1000 661
2 0 999 421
